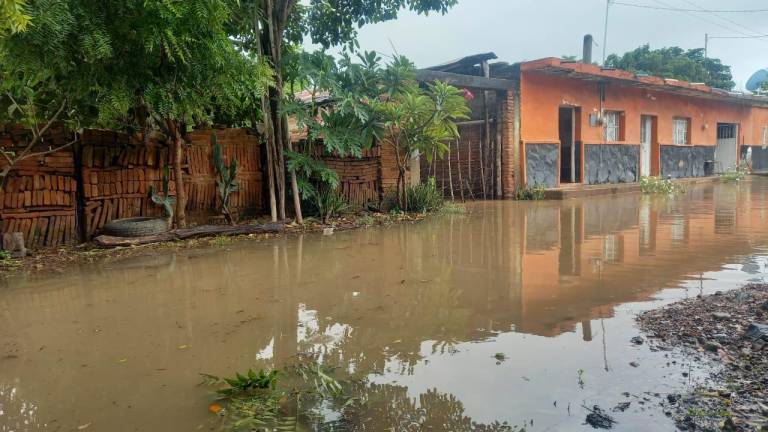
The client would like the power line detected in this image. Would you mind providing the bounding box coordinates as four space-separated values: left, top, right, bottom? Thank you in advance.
676 0 767 38
649 0 768 40
613 1 768 13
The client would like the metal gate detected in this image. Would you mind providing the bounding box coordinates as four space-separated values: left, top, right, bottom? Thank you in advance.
715 124 738 173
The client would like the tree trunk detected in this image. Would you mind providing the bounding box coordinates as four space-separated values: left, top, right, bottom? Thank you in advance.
253 8 278 222
166 118 186 228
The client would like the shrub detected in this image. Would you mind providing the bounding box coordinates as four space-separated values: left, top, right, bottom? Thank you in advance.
721 163 748 182
513 185 546 200
640 176 685 194
382 177 444 213
311 186 350 224
0 250 11 262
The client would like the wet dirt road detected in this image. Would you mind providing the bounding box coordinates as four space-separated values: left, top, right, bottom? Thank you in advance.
2 178 768 431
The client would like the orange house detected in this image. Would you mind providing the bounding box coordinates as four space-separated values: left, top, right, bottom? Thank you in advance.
418 54 768 197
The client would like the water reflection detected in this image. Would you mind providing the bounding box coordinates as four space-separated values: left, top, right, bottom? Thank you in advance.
1 179 768 430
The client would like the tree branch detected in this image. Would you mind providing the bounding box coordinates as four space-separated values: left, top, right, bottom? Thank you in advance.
21 133 79 160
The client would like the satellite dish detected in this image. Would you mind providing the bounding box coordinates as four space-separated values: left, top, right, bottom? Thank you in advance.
746 69 768 92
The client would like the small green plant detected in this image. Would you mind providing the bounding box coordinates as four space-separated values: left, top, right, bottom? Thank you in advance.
212 135 239 225
216 369 279 397
494 352 507 362
208 236 233 247
513 184 546 200
357 214 375 227
640 176 685 194
311 186 350 224
720 163 748 182
439 202 467 215
149 166 176 219
0 250 12 263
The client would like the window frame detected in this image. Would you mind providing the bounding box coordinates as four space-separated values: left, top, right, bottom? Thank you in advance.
672 117 691 145
603 110 625 142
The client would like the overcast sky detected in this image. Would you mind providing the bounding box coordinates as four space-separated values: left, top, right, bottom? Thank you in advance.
331 0 768 90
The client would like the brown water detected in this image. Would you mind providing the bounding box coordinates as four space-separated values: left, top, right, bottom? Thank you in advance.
3 178 768 431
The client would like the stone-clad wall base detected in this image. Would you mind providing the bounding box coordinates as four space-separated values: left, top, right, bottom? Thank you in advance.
525 143 558 188
742 145 768 173
660 145 714 178
584 144 639 184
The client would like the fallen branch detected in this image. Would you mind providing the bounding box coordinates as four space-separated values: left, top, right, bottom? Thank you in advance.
93 222 285 248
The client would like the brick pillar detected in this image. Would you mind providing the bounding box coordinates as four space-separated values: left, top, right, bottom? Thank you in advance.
501 89 518 198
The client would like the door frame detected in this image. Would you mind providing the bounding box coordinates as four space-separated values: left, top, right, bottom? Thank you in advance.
558 106 582 184
715 122 740 173
640 114 660 177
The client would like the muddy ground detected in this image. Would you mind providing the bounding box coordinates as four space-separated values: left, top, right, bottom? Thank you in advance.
0 211 432 277
637 284 768 431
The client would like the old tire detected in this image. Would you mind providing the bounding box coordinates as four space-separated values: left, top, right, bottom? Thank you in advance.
101 217 170 238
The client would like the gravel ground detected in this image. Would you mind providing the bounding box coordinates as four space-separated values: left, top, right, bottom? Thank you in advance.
637 284 768 431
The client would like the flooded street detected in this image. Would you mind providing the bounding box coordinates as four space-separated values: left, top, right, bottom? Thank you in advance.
3 178 768 431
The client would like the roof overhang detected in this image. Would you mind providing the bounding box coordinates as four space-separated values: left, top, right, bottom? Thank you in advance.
416 69 516 91
521 57 768 107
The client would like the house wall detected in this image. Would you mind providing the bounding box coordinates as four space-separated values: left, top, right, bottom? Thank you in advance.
519 71 768 185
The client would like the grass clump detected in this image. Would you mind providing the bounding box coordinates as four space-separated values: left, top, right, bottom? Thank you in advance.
0 250 11 263
640 176 685 195
513 184 546 200
310 186 350 224
382 177 444 213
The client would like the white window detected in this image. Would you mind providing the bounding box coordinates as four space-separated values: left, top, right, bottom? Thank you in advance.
604 111 622 142
673 118 690 145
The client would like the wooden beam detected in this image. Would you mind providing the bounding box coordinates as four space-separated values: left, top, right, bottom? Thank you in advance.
416 69 516 91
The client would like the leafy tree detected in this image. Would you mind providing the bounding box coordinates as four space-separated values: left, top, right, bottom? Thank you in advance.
229 0 458 223
1 0 272 227
377 77 470 208
1 0 30 34
605 44 734 90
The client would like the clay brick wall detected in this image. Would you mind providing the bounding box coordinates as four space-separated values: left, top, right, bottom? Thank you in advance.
2 126 264 249
0 125 78 248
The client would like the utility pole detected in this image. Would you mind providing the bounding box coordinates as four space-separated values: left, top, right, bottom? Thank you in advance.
704 33 709 61
602 0 612 65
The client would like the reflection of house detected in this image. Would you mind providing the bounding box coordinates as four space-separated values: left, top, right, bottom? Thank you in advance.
417 42 768 196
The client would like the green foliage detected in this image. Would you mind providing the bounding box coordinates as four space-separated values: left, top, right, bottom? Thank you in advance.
439 202 467 215
201 361 351 431
605 44 734 90
0 249 11 262
310 185 350 224
356 214 375 226
217 369 279 397
383 177 444 213
0 0 272 132
640 176 686 195
513 185 546 200
212 134 239 224
149 166 175 219
721 163 748 182
1 0 31 34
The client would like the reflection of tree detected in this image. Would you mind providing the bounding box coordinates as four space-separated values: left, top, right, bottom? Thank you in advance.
313 383 514 432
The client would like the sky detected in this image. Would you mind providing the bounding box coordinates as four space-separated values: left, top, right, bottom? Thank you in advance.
323 0 768 91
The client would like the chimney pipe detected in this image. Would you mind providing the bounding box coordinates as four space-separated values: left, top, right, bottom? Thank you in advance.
583 34 593 64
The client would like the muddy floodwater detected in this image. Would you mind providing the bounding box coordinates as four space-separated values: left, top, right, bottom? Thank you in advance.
3 178 768 431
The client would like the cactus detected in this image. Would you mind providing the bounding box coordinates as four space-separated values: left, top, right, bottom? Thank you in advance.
212 134 238 224
149 166 176 219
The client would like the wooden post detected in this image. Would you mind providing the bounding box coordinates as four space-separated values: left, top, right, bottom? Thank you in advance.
481 60 491 200
455 139 465 201
447 143 455 200
495 93 503 198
